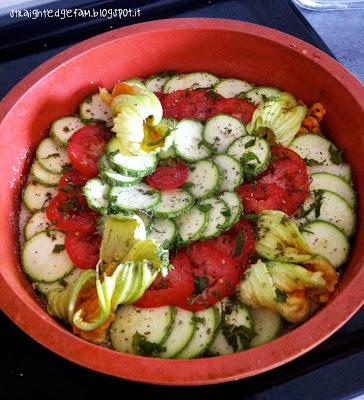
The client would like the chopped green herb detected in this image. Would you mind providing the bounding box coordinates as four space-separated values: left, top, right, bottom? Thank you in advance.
52 244 65 253
132 332 166 357
193 315 206 324
222 323 255 352
329 144 344 165
244 138 256 149
300 189 324 219
193 274 209 294
304 158 323 166
207 90 220 100
199 204 212 213
181 182 194 189
221 208 231 218
245 213 259 221
234 231 244 257
212 290 221 298
275 288 288 303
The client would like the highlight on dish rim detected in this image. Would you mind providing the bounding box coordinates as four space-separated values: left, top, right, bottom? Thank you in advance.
19 71 357 359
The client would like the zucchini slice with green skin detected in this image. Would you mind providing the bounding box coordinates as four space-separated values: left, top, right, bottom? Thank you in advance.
79 93 113 124
22 230 74 283
301 220 349 268
199 197 229 240
83 178 110 214
36 137 71 174
99 155 141 186
145 71 176 93
214 78 253 98
173 119 211 162
24 210 52 240
152 189 194 218
147 218 177 248
35 268 82 296
204 114 246 153
31 160 61 187
308 163 352 182
186 159 220 200
243 86 281 106
110 305 175 354
310 172 356 208
177 306 219 359
209 300 253 355
107 137 158 177
249 307 283 348
159 308 196 358
163 72 220 93
174 205 208 244
218 191 243 229
289 134 339 166
109 183 161 212
227 135 271 178
23 182 57 212
296 190 355 237
50 116 85 146
213 154 243 192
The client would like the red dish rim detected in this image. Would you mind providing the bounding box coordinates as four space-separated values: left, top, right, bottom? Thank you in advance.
0 18 363 386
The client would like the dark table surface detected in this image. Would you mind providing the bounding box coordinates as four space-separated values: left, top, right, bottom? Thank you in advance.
0 1 363 399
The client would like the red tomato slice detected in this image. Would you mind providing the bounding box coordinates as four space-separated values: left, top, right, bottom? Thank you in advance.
58 168 89 194
237 146 309 215
68 124 112 178
211 98 257 124
65 231 102 269
144 160 188 190
177 242 241 311
46 192 98 234
134 250 194 308
213 219 255 269
160 89 221 121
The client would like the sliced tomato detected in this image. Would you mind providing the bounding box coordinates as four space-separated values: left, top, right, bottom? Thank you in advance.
213 219 255 269
65 231 102 269
237 146 309 215
144 159 188 190
176 242 241 311
58 168 89 194
46 192 98 234
160 89 221 121
211 98 257 124
134 250 194 308
68 124 112 178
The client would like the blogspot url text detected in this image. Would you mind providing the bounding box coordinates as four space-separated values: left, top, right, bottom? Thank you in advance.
9 8 141 20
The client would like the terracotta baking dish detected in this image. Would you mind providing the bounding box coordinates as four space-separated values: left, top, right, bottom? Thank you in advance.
0 19 363 386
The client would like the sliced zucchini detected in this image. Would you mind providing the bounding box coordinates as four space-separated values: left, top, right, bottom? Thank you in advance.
301 220 349 268
99 155 141 186
204 114 246 153
173 119 211 162
50 116 85 146
152 189 194 218
174 205 208 244
243 86 281 106
31 160 61 187
249 307 283 348
210 300 253 355
199 197 229 239
23 182 57 212
310 172 356 208
110 305 175 354
36 137 71 174
218 191 243 229
163 72 220 93
214 78 253 98
35 268 82 296
177 306 219 359
147 218 177 248
186 159 220 199
79 93 113 124
213 154 243 192
24 210 52 240
109 183 160 212
227 135 271 178
289 134 339 166
308 163 352 182
83 178 110 214
145 71 176 92
159 308 196 358
107 137 157 177
296 190 355 237
21 230 74 283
